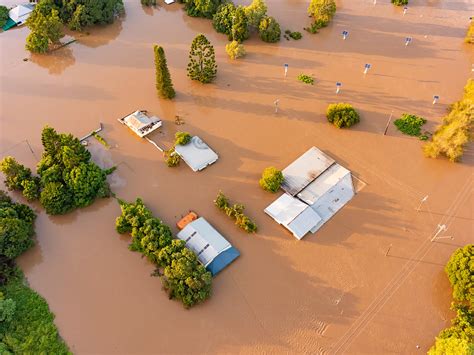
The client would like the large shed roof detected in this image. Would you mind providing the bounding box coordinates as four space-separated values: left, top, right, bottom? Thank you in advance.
281 147 335 196
174 136 218 172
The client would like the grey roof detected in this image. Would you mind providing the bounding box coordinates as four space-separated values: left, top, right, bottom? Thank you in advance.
118 111 162 138
281 147 335 196
174 136 218 172
176 218 231 267
264 193 322 240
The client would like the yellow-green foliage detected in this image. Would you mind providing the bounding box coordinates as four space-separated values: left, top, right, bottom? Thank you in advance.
225 41 246 60
465 22 474 44
423 79 474 162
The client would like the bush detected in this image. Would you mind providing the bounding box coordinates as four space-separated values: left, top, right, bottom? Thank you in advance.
391 0 408 5
423 79 473 162
445 245 474 303
91 132 110 148
0 273 70 354
154 45 176 100
394 113 427 136
164 148 180 167
116 198 212 308
0 191 36 260
466 22 474 44
326 103 360 128
307 0 336 31
141 0 156 5
259 167 284 192
297 74 314 85
225 40 246 60
187 34 217 83
184 0 223 19
230 6 249 42
259 16 281 43
0 6 9 28
244 0 267 28
212 3 236 36
174 132 192 146
289 31 302 40
214 191 257 233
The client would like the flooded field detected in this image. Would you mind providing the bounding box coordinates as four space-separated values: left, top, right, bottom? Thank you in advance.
1 0 473 353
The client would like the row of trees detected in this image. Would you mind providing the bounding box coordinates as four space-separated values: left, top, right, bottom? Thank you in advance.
0 127 114 215
429 245 473 354
214 192 257 233
26 0 124 53
423 79 473 162
115 198 212 308
0 190 70 353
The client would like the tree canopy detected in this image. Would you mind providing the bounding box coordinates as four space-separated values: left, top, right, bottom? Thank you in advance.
154 45 176 99
187 34 217 83
259 167 284 193
26 4 64 53
259 16 281 43
184 0 223 19
307 0 336 32
326 103 360 128
445 245 474 304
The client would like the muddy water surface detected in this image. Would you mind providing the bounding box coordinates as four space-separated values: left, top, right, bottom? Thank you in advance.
1 0 473 353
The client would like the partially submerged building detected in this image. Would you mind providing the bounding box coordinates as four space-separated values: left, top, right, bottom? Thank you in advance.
118 110 162 138
177 217 239 276
2 4 35 31
265 147 355 240
174 136 218 172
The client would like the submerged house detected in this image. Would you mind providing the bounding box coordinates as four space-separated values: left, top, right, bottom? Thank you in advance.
174 136 218 172
265 147 355 240
117 110 162 138
177 217 239 276
2 4 35 31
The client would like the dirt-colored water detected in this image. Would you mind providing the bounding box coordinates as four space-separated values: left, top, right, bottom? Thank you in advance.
1 0 473 353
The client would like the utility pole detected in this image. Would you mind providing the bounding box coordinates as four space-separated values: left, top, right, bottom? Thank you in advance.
274 99 280 113
430 224 447 242
383 110 394 135
416 195 429 212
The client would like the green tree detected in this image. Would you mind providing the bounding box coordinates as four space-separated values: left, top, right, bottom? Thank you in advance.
154 45 176 99
141 0 157 5
466 22 474 44
0 293 16 324
445 245 474 303
187 34 217 83
244 0 267 29
391 0 408 6
174 132 192 145
0 157 40 201
26 7 64 53
394 114 427 137
225 40 246 60
259 167 284 192
259 16 281 43
307 0 336 32
0 6 9 28
184 0 223 19
326 103 360 128
61 0 124 31
212 3 235 36
39 182 74 215
231 6 249 42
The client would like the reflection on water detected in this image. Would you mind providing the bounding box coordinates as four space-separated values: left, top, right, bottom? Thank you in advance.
77 18 124 48
29 46 76 75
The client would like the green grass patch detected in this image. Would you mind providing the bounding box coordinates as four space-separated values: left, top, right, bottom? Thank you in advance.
394 113 426 137
0 272 70 354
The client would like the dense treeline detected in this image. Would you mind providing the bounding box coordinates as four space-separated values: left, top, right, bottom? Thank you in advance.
423 79 473 162
116 198 212 308
429 245 474 354
0 126 114 215
0 190 70 354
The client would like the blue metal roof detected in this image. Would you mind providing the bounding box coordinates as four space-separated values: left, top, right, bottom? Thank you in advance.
206 246 240 276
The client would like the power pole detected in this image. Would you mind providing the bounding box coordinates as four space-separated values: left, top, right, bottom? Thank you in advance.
383 110 394 135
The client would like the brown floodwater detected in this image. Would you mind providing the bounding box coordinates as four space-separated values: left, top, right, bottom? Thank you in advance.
1 0 473 353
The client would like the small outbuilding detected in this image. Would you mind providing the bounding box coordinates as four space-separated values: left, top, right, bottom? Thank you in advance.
2 4 35 31
174 136 218 172
177 217 239 276
265 147 355 240
117 110 162 138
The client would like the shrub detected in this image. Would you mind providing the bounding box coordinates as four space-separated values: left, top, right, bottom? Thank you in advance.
244 0 267 28
393 113 427 136
289 31 302 40
164 148 181 167
174 132 192 145
307 0 336 31
445 245 474 303
259 167 284 192
0 6 9 28
466 22 474 44
225 40 246 60
184 0 223 19
214 191 257 233
259 16 281 43
297 74 314 85
141 0 156 5
230 6 249 42
154 45 176 100
212 3 236 36
423 79 473 162
187 34 217 83
91 132 110 148
0 191 36 260
326 103 360 128
391 0 408 5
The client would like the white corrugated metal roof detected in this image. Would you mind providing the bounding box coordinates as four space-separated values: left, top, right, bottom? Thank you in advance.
176 217 230 266
281 147 335 196
264 193 322 239
174 136 218 172
119 110 162 138
9 4 35 23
